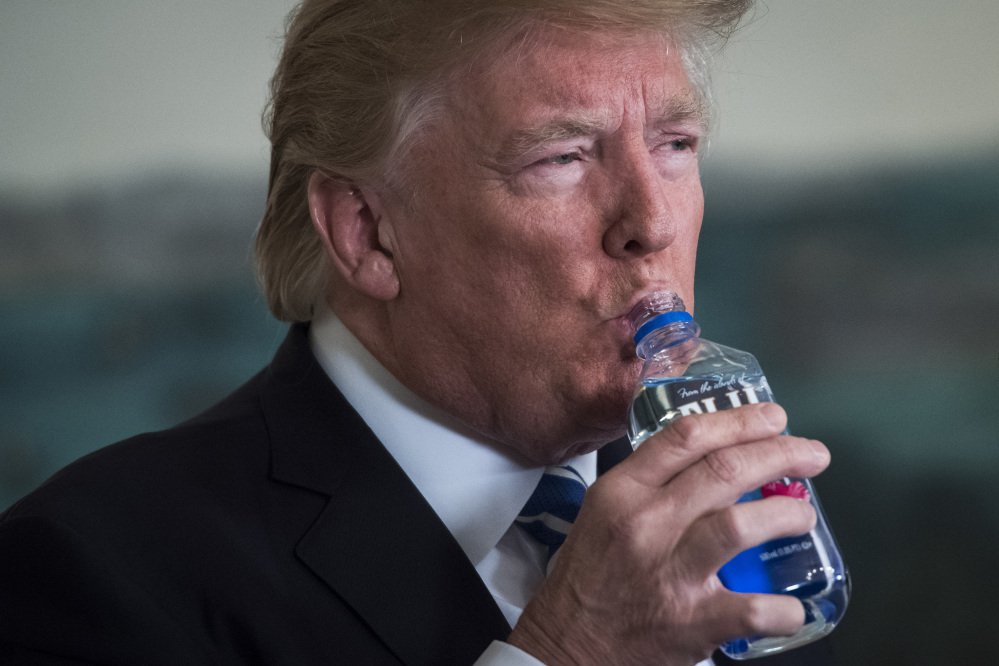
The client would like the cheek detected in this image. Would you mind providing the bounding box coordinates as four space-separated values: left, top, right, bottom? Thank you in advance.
393 206 559 339
458 201 592 292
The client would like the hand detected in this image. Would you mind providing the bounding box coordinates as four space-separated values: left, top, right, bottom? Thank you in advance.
507 402 830 666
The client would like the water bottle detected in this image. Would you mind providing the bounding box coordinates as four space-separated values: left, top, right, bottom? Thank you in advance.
626 292 849 660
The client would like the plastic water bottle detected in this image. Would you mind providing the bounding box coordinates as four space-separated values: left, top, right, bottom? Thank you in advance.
626 292 849 660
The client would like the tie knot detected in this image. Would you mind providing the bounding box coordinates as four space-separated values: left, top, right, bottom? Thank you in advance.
516 465 587 559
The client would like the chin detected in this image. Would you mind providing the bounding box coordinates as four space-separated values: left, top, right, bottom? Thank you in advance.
573 431 627 456
499 369 637 464
546 418 631 464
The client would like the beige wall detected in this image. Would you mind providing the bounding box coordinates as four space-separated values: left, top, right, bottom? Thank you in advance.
2 0 998 189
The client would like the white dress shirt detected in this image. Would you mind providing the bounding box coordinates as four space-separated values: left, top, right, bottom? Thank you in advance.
309 304 712 666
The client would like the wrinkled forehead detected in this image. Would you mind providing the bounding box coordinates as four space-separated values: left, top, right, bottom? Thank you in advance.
447 28 701 141
380 22 701 192
461 24 687 99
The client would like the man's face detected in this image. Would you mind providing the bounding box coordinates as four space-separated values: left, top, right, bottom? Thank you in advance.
376 28 705 464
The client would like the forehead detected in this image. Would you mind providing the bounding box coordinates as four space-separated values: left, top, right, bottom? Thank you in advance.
451 28 700 137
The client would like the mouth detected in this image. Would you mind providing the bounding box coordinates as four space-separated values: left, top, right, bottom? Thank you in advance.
608 289 683 341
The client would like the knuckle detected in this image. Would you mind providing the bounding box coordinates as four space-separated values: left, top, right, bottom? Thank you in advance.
703 448 744 487
713 508 750 552
667 415 706 451
740 596 774 636
613 502 658 542
582 478 653 542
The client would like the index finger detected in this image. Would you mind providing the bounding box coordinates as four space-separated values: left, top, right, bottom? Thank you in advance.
617 403 788 487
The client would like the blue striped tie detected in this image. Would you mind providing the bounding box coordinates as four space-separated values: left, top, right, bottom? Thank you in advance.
516 465 587 563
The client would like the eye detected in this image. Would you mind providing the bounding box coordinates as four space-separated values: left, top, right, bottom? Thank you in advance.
515 147 589 192
543 152 583 166
666 137 697 152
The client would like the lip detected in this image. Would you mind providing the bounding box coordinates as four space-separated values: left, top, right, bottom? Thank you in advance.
615 288 696 351
609 312 637 344
607 288 677 340
611 289 678 321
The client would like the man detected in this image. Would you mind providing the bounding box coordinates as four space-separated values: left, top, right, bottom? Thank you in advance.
0 1 837 664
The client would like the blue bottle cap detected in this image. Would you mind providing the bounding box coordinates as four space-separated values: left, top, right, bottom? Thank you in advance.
633 311 694 345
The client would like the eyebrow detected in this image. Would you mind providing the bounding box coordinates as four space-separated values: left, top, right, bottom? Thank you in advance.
495 117 605 166
655 93 707 129
493 93 706 166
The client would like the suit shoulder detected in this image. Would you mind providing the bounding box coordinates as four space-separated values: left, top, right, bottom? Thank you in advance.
3 370 272 525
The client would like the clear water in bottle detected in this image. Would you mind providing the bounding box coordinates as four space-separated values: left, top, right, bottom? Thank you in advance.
626 292 849 659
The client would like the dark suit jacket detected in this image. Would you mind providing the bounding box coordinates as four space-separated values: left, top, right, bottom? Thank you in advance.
0 324 837 665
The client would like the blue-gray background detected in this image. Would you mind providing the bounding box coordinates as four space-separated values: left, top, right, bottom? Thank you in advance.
2 2 997 664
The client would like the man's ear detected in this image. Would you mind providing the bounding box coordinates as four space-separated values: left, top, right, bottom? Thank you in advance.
307 171 400 301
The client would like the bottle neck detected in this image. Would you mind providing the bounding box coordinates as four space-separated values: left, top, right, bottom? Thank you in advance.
635 319 701 362
626 290 700 375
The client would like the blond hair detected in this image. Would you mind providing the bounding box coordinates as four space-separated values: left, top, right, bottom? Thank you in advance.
255 0 753 322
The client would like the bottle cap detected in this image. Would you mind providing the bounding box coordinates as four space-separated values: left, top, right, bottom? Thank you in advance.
627 291 692 345
633 311 693 345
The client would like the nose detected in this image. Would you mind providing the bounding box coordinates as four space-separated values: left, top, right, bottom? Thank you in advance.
601 153 678 259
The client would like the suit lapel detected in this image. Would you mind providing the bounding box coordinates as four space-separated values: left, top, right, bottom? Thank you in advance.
262 325 510 665
597 437 633 475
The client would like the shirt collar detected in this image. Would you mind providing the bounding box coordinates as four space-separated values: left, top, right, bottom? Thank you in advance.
308 303 595 566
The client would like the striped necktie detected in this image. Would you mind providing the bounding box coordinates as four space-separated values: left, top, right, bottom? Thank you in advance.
516 465 587 564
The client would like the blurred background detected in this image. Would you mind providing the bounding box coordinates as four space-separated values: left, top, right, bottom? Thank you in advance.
2 1 996 663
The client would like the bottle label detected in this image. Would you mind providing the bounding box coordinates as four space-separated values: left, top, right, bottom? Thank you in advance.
661 374 774 418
